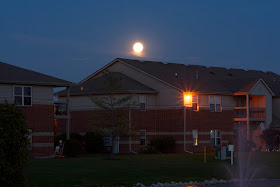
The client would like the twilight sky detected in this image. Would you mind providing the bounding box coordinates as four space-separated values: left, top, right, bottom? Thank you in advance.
0 1 280 83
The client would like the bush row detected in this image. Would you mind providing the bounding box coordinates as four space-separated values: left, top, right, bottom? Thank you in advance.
55 131 104 157
57 134 177 156
141 137 176 154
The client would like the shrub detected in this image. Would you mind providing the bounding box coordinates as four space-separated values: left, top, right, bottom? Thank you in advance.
150 137 176 153
140 146 158 154
54 132 83 146
85 131 104 153
63 139 82 157
0 103 29 186
260 129 280 151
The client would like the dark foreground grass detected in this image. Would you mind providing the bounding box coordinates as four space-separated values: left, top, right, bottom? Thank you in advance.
25 152 280 186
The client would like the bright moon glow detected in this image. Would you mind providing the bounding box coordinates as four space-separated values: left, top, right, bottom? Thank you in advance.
133 43 143 53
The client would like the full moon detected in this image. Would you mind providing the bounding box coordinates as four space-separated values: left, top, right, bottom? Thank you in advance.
133 43 143 53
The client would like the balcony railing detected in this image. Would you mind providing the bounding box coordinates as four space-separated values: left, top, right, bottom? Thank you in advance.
234 108 247 118
54 102 67 116
234 107 265 119
250 107 265 119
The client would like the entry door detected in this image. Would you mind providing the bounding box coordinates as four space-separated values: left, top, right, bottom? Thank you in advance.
113 140 119 154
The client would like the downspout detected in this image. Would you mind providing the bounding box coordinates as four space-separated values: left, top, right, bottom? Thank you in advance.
66 86 70 140
129 109 138 154
184 106 193 154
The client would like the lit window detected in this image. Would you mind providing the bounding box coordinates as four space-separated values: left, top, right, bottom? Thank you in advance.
210 130 221 146
139 96 146 111
14 86 32 106
210 96 221 112
192 95 198 111
140 130 146 146
192 129 198 146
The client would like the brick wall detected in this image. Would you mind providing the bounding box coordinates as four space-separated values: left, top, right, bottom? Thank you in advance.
19 105 54 157
57 108 235 153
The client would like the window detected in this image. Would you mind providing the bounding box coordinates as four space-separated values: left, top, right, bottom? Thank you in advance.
192 129 198 146
210 96 221 112
210 130 221 146
14 86 32 106
192 95 198 111
25 129 32 150
139 96 146 111
103 136 112 146
140 130 146 146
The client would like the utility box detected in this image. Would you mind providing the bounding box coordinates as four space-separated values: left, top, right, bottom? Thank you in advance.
228 144 234 151
221 146 227 160
228 144 234 165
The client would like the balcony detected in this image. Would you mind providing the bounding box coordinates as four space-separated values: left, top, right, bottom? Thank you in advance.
234 107 265 121
250 107 265 120
54 102 69 119
234 108 247 118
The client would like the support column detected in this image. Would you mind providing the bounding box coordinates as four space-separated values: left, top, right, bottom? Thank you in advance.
246 94 250 140
66 87 70 140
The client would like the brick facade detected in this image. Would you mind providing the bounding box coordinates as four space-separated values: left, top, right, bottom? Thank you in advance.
19 104 54 157
57 108 235 153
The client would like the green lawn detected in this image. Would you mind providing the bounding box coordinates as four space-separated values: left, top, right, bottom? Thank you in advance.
25 153 280 186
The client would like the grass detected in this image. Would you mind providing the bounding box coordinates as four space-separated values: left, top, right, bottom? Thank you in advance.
25 152 280 186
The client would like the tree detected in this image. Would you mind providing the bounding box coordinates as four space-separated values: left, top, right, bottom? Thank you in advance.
90 71 136 158
0 102 30 186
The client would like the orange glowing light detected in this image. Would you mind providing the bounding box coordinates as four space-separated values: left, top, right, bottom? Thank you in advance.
184 92 192 107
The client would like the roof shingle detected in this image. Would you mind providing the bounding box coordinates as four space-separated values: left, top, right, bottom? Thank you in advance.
118 58 280 95
0 61 74 87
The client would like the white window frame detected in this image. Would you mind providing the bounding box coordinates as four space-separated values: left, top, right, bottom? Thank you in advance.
140 130 146 146
139 96 146 111
103 136 112 146
209 95 221 112
192 129 198 146
210 129 221 146
26 129 32 150
192 95 198 111
14 86 32 106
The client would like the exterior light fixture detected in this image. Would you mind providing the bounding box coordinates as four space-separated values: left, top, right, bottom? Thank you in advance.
184 92 192 107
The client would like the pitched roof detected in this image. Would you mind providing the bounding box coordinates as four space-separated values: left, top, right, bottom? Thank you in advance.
56 72 157 96
117 58 280 95
0 61 74 87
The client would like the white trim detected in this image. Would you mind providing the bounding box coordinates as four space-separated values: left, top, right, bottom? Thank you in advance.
13 85 32 106
139 95 146 111
192 95 198 111
32 132 54 136
192 129 198 146
248 78 275 96
210 129 222 146
27 129 32 150
79 59 119 84
140 130 146 146
119 60 183 92
147 132 185 135
32 143 53 147
33 100 54 103
209 95 221 112
69 105 185 111
0 98 13 101
120 140 228 145
79 58 183 92
119 141 140 144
